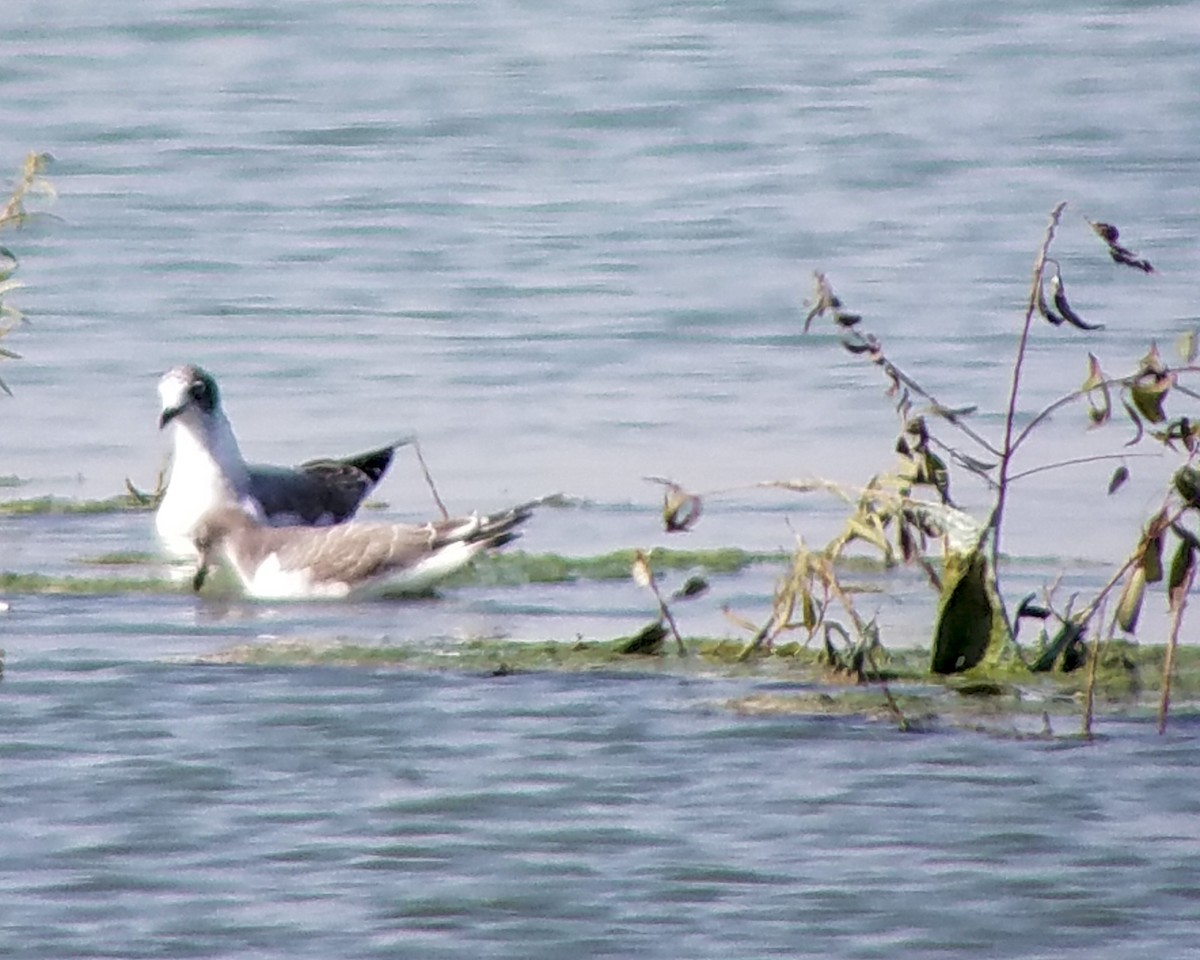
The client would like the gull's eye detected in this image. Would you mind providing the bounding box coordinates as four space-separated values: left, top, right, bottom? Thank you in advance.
188 375 218 412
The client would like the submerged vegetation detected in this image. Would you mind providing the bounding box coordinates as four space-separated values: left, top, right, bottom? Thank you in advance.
0 493 154 515
188 632 1200 733
0 536 781 594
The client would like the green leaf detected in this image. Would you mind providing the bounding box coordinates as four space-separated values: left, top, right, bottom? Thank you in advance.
1173 467 1200 509
619 620 667 655
931 550 996 675
920 451 950 502
671 575 709 601
1115 566 1147 633
1030 619 1087 673
1168 540 1196 612
1130 382 1167 424
1144 532 1165 583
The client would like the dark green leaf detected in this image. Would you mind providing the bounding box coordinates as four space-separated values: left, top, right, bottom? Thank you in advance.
619 620 668 655
1144 532 1165 583
1030 619 1086 673
1168 540 1196 612
671 575 709 601
931 550 996 675
1173 466 1200 509
1015 593 1051 621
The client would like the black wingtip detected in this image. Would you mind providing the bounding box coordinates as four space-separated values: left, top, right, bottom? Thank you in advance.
485 529 524 551
343 436 416 484
345 447 395 485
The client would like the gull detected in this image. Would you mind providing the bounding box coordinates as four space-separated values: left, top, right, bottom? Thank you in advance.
155 364 407 558
190 501 537 599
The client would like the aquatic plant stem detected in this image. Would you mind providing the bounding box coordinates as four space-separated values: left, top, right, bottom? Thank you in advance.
1158 562 1193 734
412 439 450 521
864 645 910 732
645 576 687 656
989 201 1069 641
1081 610 1110 740
632 550 688 655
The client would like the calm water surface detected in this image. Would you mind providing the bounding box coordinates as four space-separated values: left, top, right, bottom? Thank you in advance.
2 1 1200 956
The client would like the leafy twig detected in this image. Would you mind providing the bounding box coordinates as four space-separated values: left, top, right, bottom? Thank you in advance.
989 201 1069 641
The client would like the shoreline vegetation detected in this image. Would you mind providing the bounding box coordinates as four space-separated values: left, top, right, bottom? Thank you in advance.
2 158 1197 734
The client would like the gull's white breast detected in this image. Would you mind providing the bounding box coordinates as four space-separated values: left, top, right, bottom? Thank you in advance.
156 420 247 558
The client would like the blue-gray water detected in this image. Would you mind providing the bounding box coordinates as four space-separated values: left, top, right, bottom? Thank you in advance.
3 1 1200 957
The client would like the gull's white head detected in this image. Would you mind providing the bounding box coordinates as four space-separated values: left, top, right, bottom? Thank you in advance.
158 364 221 430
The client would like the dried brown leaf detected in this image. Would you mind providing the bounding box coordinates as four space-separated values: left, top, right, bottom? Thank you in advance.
1088 220 1121 245
1036 280 1064 326
631 551 653 589
1050 271 1103 331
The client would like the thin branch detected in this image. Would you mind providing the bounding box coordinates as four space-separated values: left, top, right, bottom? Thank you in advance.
843 330 1003 459
1007 452 1159 485
648 574 688 657
1012 364 1200 458
990 201 1069 640
1081 598 1111 741
928 434 1000 491
1158 562 1194 735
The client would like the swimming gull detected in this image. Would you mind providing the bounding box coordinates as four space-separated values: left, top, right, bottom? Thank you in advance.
190 500 537 599
155 364 407 558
